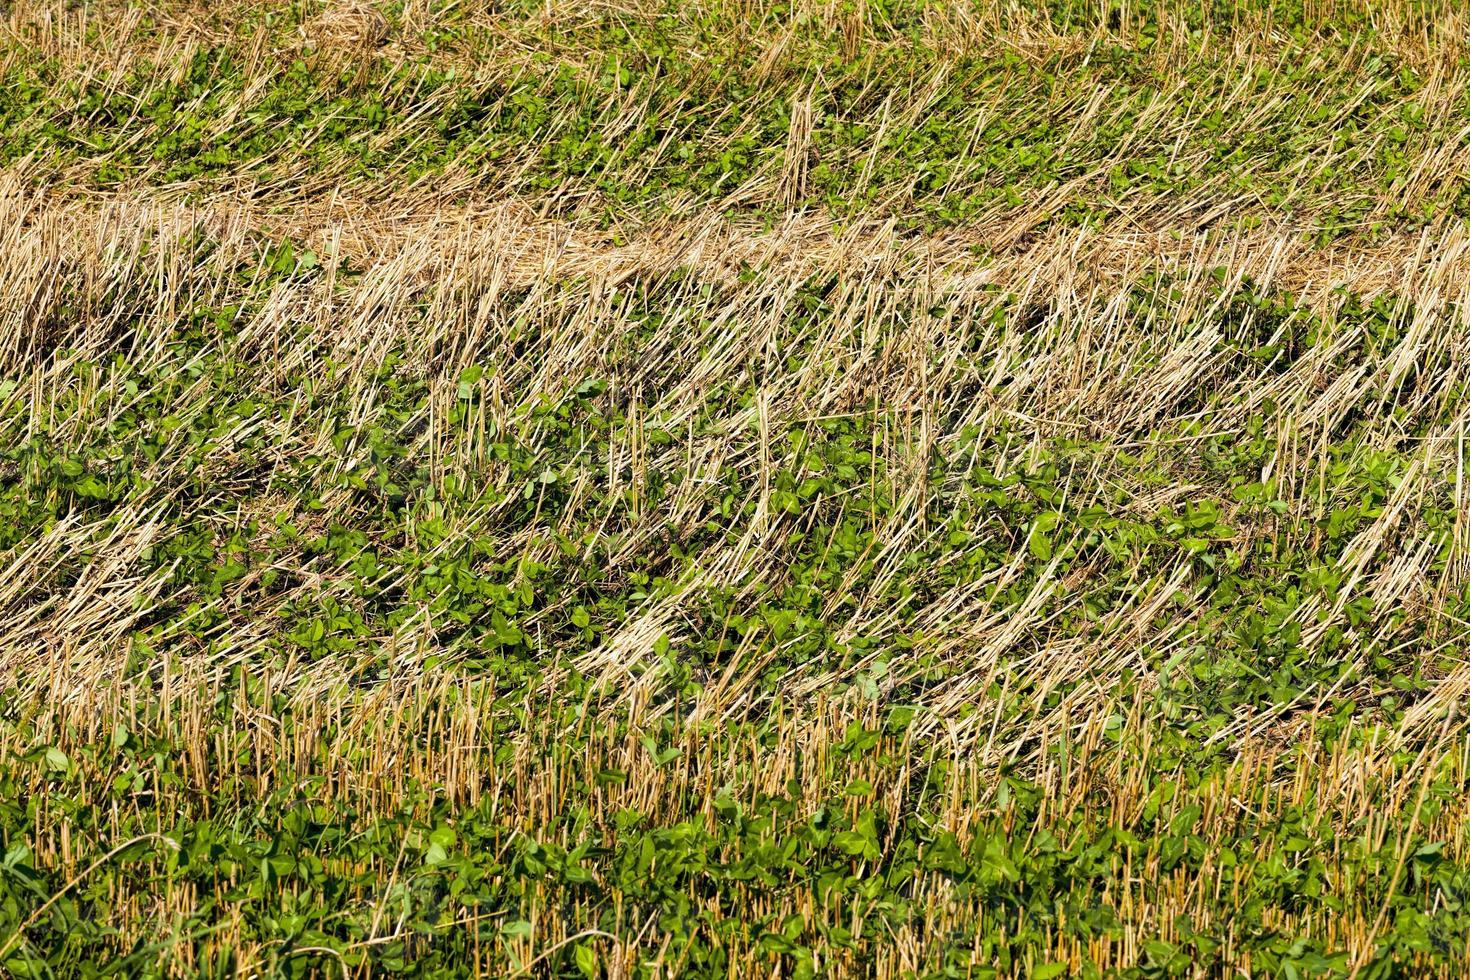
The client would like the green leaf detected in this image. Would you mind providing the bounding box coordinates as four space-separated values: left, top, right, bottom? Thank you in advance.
3 843 33 870
639 735 680 767
832 830 873 857
575 943 597 978
1028 511 1061 560
425 825 455 865
3 955 47 979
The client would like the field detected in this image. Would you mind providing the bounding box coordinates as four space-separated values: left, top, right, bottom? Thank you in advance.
5 0 1470 976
